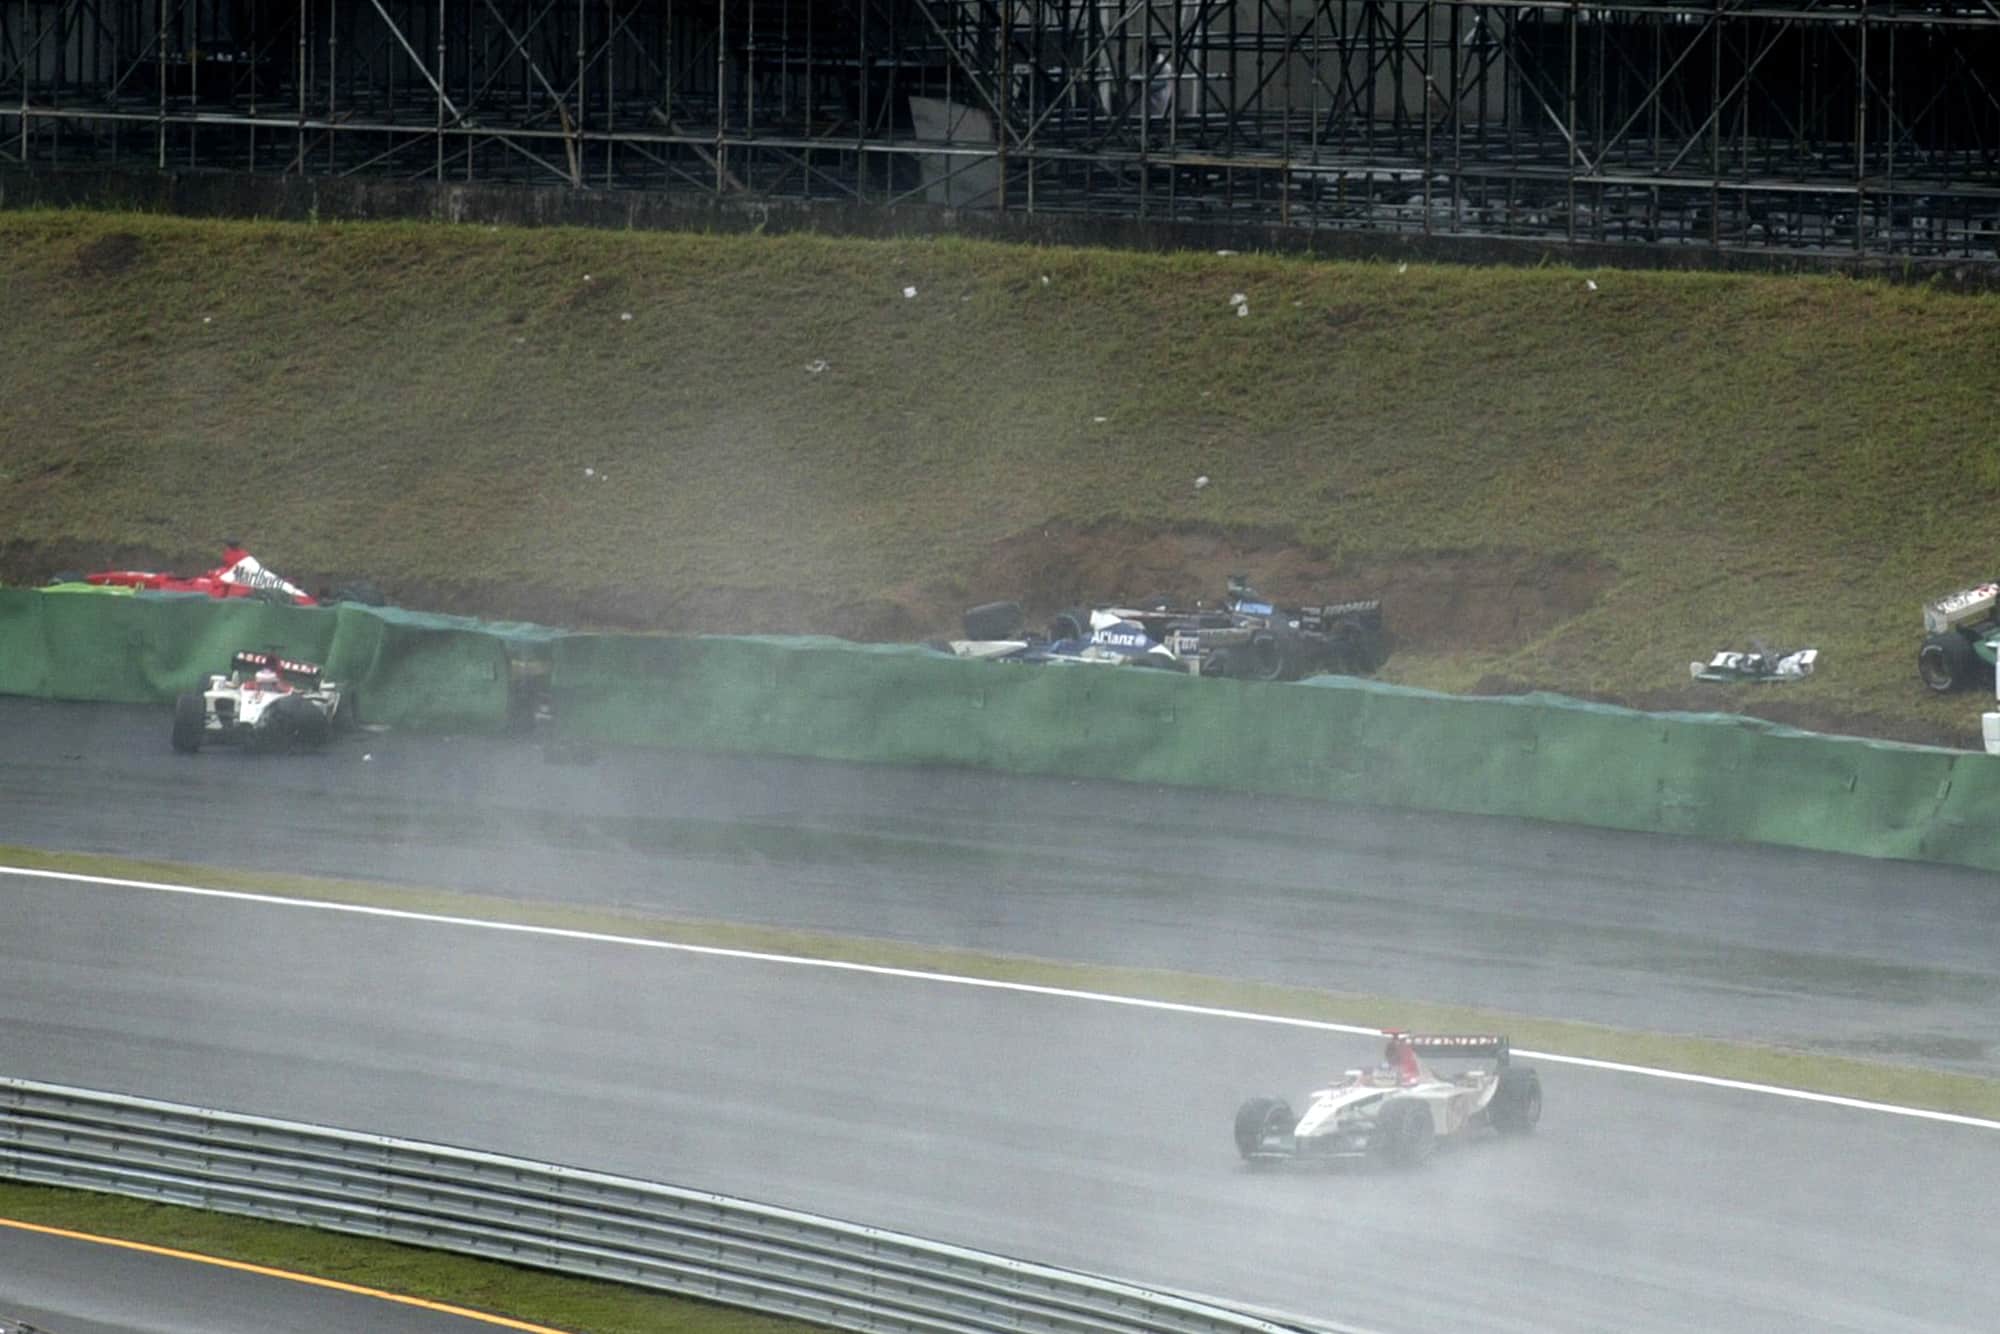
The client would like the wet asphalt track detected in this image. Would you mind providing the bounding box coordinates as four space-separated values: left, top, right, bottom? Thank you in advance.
0 1226 531 1334
3 699 1998 1075
3 699 2000 1331
0 873 1995 1334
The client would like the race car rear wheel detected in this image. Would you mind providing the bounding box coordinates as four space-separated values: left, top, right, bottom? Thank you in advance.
1917 632 1981 693
1233 1097 1293 1161
1490 1067 1542 1136
251 694 332 754
170 692 206 754
1249 631 1290 681
1336 619 1389 675
961 601 1025 641
1373 1099 1435 1168
1048 608 1090 643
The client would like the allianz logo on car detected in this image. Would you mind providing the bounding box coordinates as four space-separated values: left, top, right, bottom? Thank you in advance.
1089 625 1153 649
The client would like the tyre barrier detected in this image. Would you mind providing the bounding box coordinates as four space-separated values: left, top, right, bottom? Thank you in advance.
548 634 2000 874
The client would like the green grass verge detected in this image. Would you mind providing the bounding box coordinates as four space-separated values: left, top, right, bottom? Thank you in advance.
5 210 2000 745
0 1183 816 1333
9 843 1997 1121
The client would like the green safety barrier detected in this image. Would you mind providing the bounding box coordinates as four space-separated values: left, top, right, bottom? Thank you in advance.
550 633 2000 874
0 588 523 731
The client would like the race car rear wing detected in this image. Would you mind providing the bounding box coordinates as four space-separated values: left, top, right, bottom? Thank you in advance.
1399 1033 1512 1065
231 650 323 684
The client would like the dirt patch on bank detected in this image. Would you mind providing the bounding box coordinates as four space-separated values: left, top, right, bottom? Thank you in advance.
72 230 144 278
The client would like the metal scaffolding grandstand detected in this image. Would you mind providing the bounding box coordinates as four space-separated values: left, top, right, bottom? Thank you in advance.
3 0 1997 256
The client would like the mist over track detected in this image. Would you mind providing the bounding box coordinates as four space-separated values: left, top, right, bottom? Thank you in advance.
4 698 1997 1076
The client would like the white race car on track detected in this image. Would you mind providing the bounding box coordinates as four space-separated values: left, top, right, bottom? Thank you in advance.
171 650 352 754
1234 1032 1541 1168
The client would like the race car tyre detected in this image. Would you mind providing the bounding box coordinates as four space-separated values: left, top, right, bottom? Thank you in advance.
962 601 1025 641
1249 631 1290 681
1233 1096 1294 1161
1373 1099 1436 1168
1049 609 1091 643
251 694 332 754
1917 632 1982 693
1490 1067 1543 1136
170 692 207 754
1338 619 1390 675
327 580 388 607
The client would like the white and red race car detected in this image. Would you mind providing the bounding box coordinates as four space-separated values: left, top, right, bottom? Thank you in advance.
84 542 317 605
171 651 352 754
1233 1032 1541 1168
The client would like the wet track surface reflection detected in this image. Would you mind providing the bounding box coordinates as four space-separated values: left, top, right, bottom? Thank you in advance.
4 698 1998 1076
0 876 1995 1334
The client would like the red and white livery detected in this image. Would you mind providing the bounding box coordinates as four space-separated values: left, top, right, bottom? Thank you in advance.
1233 1031 1542 1169
87 543 317 605
171 650 351 753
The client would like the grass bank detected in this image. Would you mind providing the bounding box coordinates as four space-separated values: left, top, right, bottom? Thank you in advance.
3 209 1998 745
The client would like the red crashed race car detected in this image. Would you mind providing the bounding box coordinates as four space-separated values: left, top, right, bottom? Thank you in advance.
83 542 316 606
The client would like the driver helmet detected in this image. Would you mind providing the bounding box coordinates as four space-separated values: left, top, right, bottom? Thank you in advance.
254 667 280 687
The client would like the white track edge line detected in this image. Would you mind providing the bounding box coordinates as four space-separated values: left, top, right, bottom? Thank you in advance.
6 864 1996 1132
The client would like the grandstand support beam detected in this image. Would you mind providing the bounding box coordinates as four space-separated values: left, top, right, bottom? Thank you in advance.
479 0 584 185
2 0 1997 258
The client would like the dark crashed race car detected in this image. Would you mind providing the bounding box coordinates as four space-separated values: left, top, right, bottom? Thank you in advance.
1234 1032 1541 1169
942 575 1388 681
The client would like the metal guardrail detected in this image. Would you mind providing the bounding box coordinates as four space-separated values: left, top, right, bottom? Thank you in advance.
0 1078 1336 1334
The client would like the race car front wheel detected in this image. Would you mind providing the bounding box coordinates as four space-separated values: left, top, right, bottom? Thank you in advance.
1373 1100 1436 1168
251 695 333 754
1917 632 1981 693
1233 1097 1293 1161
170 693 206 754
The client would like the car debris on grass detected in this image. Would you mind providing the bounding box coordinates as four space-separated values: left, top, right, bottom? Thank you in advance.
935 574 1388 682
1690 644 1820 684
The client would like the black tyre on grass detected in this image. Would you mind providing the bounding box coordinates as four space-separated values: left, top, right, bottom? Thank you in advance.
962 601 1025 641
1917 632 1983 693
1049 609 1091 643
1337 620 1390 675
